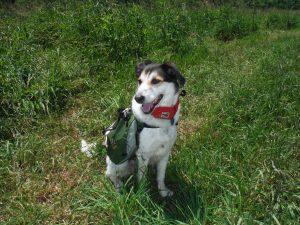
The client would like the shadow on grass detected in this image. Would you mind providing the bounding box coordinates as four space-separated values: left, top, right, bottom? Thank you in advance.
148 166 207 224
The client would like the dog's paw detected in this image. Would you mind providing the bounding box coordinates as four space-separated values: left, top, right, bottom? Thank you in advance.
116 186 122 193
159 188 174 197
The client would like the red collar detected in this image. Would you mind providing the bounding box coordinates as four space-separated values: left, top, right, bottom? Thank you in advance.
151 97 180 120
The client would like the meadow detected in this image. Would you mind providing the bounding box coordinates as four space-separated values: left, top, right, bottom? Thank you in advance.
0 0 299 224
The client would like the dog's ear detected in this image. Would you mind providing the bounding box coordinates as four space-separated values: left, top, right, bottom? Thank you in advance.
135 60 153 77
161 63 186 87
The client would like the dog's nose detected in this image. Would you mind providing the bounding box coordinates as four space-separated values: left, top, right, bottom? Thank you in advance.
134 95 145 104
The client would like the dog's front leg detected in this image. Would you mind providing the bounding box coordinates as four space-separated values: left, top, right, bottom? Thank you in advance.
136 153 149 182
105 171 123 192
157 155 173 197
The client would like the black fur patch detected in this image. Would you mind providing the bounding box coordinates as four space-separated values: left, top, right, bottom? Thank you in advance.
135 60 186 92
135 60 153 77
160 63 186 91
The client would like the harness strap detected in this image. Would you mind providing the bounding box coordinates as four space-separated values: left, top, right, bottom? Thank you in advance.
135 120 159 150
143 123 159 129
137 121 159 132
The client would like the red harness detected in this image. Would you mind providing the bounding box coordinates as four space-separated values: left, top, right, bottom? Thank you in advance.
151 97 180 120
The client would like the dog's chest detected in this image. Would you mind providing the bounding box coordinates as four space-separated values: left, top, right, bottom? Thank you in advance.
138 127 176 163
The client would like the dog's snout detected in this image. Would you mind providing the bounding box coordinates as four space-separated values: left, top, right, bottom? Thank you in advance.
134 95 145 104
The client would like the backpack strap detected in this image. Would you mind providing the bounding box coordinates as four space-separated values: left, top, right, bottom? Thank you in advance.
136 120 146 134
136 121 159 132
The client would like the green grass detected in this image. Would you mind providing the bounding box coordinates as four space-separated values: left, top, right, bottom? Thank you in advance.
1 1 300 224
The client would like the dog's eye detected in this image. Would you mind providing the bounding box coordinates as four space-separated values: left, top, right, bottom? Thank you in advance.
151 79 161 85
138 79 142 85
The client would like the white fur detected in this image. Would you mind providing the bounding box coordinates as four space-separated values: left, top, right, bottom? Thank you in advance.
107 70 180 197
81 68 181 197
80 140 95 158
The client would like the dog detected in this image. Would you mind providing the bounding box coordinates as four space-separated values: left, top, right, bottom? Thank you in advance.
82 60 185 197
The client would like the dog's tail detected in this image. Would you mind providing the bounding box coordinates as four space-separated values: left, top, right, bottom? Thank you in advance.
80 140 96 158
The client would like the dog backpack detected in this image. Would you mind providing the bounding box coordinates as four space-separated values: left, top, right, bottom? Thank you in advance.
103 108 143 165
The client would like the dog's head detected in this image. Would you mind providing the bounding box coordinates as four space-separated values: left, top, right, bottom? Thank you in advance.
134 60 185 114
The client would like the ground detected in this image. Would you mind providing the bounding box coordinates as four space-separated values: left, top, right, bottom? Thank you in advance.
0 1 299 224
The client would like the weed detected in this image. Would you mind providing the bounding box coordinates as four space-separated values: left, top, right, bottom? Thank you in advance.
100 7 147 62
156 5 192 53
215 7 258 42
266 13 299 30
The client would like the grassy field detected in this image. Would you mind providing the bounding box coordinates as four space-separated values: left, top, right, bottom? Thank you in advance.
1 1 300 224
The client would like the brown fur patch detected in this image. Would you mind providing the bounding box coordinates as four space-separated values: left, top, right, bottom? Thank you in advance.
147 74 164 86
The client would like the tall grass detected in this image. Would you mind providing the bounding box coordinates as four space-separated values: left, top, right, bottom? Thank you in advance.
1 2 299 140
0 1 299 224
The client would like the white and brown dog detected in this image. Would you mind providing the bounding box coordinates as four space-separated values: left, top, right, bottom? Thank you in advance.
82 60 185 197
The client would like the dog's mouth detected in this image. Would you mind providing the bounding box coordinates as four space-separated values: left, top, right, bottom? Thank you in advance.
141 94 163 114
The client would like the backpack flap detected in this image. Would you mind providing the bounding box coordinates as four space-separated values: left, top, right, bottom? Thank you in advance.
103 108 138 164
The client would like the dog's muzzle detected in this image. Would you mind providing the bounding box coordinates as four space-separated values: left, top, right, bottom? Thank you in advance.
141 94 163 114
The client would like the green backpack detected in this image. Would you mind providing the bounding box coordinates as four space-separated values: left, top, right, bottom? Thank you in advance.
103 108 144 165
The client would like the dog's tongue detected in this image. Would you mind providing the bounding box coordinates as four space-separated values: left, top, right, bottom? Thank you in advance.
141 94 163 114
142 102 154 114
